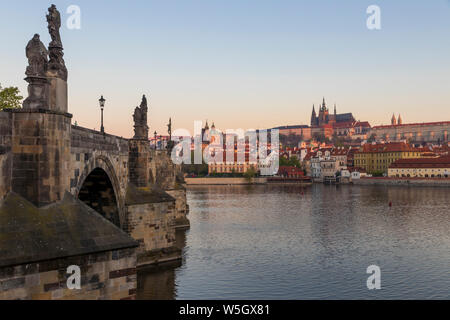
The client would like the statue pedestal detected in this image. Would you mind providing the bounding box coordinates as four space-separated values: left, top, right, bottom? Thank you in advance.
47 74 68 113
22 76 50 110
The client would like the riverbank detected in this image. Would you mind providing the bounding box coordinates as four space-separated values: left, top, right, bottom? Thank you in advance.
185 177 450 187
185 177 312 186
185 177 267 185
353 177 450 187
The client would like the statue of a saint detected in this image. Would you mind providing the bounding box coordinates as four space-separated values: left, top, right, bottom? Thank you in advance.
25 34 48 77
46 5 67 80
47 4 62 47
133 95 149 139
167 118 172 138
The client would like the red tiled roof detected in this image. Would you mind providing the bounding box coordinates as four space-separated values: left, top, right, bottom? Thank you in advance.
358 142 416 153
332 121 371 129
331 148 349 156
355 121 371 127
333 121 356 129
389 156 450 169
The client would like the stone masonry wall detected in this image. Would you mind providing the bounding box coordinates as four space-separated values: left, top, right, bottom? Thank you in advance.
70 126 129 226
10 110 72 206
0 248 136 300
129 139 150 188
149 150 177 190
0 112 12 201
125 201 178 266
353 177 450 187
149 150 190 228
166 188 190 228
70 126 129 197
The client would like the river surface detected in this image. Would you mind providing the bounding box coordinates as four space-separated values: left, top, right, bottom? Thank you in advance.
137 184 450 300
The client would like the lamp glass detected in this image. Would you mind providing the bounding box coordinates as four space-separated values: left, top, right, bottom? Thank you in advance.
99 96 106 109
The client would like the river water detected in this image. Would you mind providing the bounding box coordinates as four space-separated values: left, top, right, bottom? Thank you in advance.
137 184 450 300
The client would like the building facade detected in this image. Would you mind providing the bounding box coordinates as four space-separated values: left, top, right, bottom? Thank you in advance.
388 156 450 178
354 142 423 174
370 117 450 144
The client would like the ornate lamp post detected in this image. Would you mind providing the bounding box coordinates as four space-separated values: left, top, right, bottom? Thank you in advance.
154 131 157 149
99 95 106 133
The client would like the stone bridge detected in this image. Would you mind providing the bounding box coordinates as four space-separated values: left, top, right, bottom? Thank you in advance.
0 5 188 300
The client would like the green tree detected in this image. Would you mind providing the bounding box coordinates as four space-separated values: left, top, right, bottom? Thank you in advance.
244 166 257 182
371 170 385 177
280 155 302 169
313 132 330 144
367 134 377 143
0 84 23 111
279 156 289 167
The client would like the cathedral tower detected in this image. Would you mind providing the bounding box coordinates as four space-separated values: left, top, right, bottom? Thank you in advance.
391 114 397 125
311 104 317 127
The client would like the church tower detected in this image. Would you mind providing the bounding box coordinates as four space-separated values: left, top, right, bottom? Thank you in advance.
398 114 403 125
203 120 210 143
391 113 397 125
311 104 317 127
318 97 329 126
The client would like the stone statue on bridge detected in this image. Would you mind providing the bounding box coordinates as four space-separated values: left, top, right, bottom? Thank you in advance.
166 117 174 154
25 34 48 78
133 95 149 139
47 4 62 47
23 34 50 109
46 4 67 81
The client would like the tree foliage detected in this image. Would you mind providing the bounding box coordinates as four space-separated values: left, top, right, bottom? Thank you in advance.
367 133 377 143
0 84 23 111
243 166 257 181
280 133 302 148
312 132 330 144
280 156 302 168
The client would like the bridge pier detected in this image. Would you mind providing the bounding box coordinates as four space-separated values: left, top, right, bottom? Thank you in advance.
10 109 72 207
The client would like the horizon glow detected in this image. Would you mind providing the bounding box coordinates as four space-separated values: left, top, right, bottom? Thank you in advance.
1 0 450 138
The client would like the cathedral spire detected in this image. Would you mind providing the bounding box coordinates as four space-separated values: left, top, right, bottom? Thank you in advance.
311 104 317 127
334 103 337 116
391 113 397 126
398 114 402 125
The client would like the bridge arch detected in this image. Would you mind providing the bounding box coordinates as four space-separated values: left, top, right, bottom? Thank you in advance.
75 155 125 228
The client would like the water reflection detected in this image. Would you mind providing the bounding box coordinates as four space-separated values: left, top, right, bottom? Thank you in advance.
137 230 186 300
137 185 450 300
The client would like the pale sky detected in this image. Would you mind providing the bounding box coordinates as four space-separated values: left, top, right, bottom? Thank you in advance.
1 0 450 138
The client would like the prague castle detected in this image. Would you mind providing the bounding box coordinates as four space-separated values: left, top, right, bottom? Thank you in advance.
310 98 355 127
371 115 449 144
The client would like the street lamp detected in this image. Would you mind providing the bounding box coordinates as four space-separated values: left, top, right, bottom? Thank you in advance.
154 131 157 149
99 95 106 133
